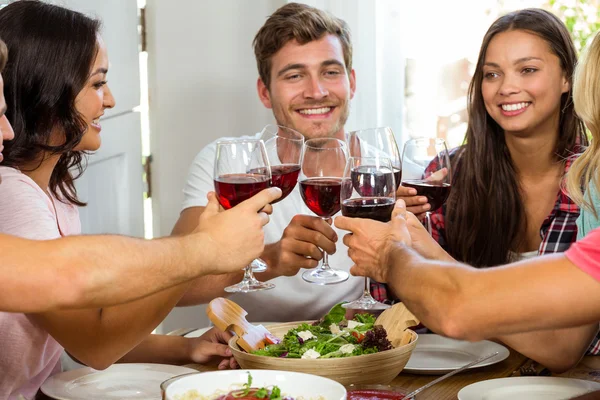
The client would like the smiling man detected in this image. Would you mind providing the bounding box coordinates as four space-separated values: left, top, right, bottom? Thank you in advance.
172 2 364 321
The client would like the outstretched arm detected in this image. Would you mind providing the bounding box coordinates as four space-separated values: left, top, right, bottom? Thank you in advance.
0 188 280 315
335 201 600 340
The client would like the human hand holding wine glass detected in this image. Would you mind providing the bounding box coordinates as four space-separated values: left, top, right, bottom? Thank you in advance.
244 125 305 274
214 139 276 292
299 138 349 285
341 156 396 310
347 127 402 190
400 138 452 234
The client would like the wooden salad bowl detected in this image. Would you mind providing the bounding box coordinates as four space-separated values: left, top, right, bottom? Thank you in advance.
228 321 418 386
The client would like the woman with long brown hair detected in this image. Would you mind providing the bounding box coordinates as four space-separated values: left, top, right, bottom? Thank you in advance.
0 2 279 398
337 28 600 374
379 8 598 371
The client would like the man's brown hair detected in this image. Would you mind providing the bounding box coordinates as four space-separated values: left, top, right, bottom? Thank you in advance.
253 2 352 89
0 39 7 72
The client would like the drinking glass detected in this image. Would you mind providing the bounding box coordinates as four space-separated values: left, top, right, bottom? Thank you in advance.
245 125 305 273
214 139 275 292
261 124 304 204
341 156 395 310
299 138 349 285
400 138 452 234
347 127 402 189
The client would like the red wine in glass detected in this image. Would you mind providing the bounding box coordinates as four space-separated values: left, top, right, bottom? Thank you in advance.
214 173 271 210
350 165 396 197
341 197 395 222
402 179 451 211
300 177 342 218
250 164 301 204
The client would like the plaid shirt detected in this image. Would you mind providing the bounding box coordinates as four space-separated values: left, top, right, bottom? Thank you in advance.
371 146 600 355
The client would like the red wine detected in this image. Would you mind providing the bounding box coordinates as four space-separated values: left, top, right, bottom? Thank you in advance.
300 177 342 218
342 197 395 222
214 173 270 210
350 165 395 197
250 164 300 204
402 180 451 211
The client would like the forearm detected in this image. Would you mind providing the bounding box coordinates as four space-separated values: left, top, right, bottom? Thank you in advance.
47 233 212 309
178 273 242 305
388 248 600 340
386 245 471 338
34 281 191 370
178 243 282 306
497 323 598 373
118 334 192 365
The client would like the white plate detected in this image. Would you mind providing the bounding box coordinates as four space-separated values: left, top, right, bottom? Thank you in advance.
184 322 275 338
458 377 600 400
403 334 509 375
41 363 196 400
162 369 346 400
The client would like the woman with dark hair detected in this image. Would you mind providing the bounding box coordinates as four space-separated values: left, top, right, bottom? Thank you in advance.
0 2 255 398
336 30 600 375
376 9 598 371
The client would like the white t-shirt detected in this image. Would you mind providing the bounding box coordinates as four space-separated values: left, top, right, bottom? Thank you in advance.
182 134 363 322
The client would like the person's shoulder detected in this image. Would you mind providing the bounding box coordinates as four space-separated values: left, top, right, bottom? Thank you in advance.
0 167 61 238
0 166 48 203
448 145 465 159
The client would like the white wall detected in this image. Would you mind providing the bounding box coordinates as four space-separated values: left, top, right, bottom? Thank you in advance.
147 0 283 239
146 0 285 333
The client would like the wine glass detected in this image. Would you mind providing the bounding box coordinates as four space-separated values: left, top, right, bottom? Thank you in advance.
347 127 402 189
214 139 275 292
244 125 305 274
341 156 395 310
400 137 452 234
299 138 349 285
261 124 304 204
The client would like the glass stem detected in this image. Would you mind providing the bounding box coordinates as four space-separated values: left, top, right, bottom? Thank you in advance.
242 265 256 282
425 211 432 234
320 250 331 271
363 277 371 296
318 216 333 272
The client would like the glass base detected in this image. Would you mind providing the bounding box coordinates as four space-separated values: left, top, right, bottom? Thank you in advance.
250 258 267 273
224 278 275 293
342 295 391 310
302 268 349 285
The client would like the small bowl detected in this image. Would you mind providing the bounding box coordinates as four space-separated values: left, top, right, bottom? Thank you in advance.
228 321 418 386
346 383 416 399
160 369 346 400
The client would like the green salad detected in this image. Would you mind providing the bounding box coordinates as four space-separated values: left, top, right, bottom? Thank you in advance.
252 303 392 359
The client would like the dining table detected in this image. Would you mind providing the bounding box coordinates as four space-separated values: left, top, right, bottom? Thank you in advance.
35 329 600 400
173 325 600 400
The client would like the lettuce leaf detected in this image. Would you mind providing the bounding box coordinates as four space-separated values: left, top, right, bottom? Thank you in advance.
320 303 346 328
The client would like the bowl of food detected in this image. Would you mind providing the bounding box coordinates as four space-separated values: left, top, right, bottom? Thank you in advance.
228 304 418 386
161 369 346 400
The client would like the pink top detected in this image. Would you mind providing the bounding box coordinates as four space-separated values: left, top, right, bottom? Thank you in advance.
565 227 600 282
0 166 81 400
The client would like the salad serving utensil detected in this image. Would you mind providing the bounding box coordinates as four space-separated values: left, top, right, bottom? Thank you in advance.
207 297 273 352
374 303 420 347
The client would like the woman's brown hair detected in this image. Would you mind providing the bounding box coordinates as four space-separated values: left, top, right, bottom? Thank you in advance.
445 8 587 267
0 0 101 206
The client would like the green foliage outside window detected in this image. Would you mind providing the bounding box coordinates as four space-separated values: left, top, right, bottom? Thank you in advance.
547 0 600 52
